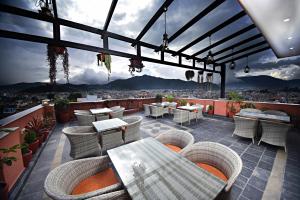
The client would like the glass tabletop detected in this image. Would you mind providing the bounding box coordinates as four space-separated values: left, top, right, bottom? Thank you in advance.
92 118 127 132
108 138 226 200
236 111 290 122
90 108 112 115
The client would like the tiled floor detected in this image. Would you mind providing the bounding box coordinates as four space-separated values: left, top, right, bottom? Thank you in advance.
14 113 300 200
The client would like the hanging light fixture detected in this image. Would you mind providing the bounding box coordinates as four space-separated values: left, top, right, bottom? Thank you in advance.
162 7 169 51
206 35 214 64
244 56 250 73
229 48 236 70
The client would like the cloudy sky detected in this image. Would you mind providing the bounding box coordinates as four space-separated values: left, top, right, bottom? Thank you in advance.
0 0 299 85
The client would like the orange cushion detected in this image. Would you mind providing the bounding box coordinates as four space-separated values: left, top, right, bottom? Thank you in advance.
71 168 118 195
196 163 228 182
165 144 182 152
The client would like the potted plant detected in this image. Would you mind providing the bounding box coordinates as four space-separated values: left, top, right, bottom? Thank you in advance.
240 102 256 109
227 91 243 118
165 95 174 103
36 0 53 17
155 94 163 103
26 117 46 145
47 45 69 84
21 144 32 168
185 70 195 81
179 99 187 106
207 105 214 115
24 130 39 154
0 144 20 200
128 57 144 76
54 98 70 123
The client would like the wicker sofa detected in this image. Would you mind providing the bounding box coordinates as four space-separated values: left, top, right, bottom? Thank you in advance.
44 156 124 200
122 116 143 143
180 142 243 192
155 130 194 153
75 113 95 126
63 126 101 159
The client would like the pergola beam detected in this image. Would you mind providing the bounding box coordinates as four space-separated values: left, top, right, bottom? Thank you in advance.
215 41 268 62
103 0 118 31
220 46 271 64
212 33 263 56
0 29 220 73
191 24 256 57
177 11 246 54
168 0 225 44
131 0 174 46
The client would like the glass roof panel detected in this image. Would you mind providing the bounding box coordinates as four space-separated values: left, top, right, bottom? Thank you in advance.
56 0 112 28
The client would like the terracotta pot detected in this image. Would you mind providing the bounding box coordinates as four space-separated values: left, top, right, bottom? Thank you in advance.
228 111 235 118
29 139 39 154
56 111 70 123
0 182 8 200
22 150 33 168
38 135 44 146
208 110 214 115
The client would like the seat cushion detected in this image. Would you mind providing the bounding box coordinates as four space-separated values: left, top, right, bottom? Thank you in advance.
71 168 118 195
196 163 228 182
165 144 182 152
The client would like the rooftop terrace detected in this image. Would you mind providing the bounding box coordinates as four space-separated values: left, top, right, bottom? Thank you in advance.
2 105 299 200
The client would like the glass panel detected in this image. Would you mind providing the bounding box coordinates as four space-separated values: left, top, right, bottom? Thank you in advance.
56 0 112 28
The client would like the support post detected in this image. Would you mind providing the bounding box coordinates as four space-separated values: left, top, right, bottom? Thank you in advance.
137 43 141 57
220 63 226 98
103 33 109 49
52 0 60 42
179 55 182 65
161 51 164 61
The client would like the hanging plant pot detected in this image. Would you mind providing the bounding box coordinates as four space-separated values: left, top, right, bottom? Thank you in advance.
97 53 106 66
197 70 204 83
39 6 53 17
128 58 144 76
47 45 69 84
185 70 195 81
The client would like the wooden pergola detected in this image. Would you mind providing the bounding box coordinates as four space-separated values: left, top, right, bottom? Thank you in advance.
0 0 272 97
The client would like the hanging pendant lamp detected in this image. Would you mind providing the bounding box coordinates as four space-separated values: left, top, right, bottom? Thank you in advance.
206 36 214 64
162 7 169 51
229 48 236 70
244 56 250 73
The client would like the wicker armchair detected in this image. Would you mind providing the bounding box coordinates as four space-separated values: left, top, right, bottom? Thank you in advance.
96 114 110 121
110 108 125 119
233 116 258 143
173 109 189 125
240 108 262 113
196 106 204 119
109 106 121 111
74 110 91 115
150 106 164 119
101 129 124 151
122 116 142 143
155 130 194 153
181 142 243 192
44 156 123 200
263 110 288 116
168 102 177 115
258 120 291 152
63 126 101 159
87 190 130 200
75 113 95 126
143 104 151 117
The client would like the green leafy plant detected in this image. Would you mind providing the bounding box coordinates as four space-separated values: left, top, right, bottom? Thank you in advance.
179 99 187 106
54 98 70 111
0 144 20 167
21 143 30 155
155 94 163 103
166 95 174 103
190 102 194 106
208 105 214 111
68 93 82 102
240 102 256 109
227 91 243 102
24 130 37 144
25 117 45 137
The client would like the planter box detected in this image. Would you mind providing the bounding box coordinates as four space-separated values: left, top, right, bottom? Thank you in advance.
22 150 32 168
28 140 39 154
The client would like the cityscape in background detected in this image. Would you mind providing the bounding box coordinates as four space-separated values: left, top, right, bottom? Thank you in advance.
1 75 299 120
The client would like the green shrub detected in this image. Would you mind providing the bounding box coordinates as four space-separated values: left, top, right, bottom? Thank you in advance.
54 98 70 111
208 105 214 111
68 93 82 102
155 94 163 103
227 91 243 102
179 99 187 106
21 143 30 154
166 95 174 103
24 130 37 144
240 102 256 109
